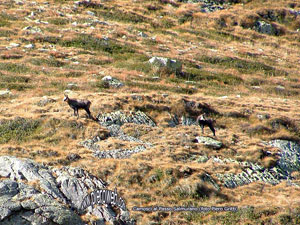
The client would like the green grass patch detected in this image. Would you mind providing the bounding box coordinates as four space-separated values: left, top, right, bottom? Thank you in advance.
30 58 66 67
180 68 243 85
94 8 149 24
198 55 287 76
112 53 152 74
0 118 41 144
0 75 31 91
0 29 15 37
87 58 112 65
48 17 69 25
0 63 30 73
125 80 196 94
60 34 135 55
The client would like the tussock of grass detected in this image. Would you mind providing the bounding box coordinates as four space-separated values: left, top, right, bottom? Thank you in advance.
0 118 41 144
30 58 66 67
0 63 30 74
198 55 287 76
60 35 135 55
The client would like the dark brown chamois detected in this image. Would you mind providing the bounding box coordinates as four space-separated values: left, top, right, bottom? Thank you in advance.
63 94 98 121
196 113 216 136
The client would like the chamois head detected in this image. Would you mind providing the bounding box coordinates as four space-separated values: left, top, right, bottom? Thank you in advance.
63 94 69 102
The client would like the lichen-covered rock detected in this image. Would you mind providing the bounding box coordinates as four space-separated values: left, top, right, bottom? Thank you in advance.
101 76 124 88
0 156 135 224
149 56 182 74
97 110 156 127
212 156 293 189
269 139 300 173
195 136 223 150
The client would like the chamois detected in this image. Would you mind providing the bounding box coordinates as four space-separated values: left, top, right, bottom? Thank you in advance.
196 113 216 136
63 94 98 121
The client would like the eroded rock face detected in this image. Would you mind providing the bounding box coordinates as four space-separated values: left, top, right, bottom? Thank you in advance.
149 56 182 74
269 139 300 173
209 156 292 189
195 136 223 150
80 111 155 159
0 156 135 225
97 110 156 127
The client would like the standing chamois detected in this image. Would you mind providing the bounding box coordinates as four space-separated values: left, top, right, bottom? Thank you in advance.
196 113 216 136
63 94 98 121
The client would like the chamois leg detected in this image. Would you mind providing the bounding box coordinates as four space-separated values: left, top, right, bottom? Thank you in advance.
73 108 76 116
85 108 92 119
208 123 216 136
200 124 204 134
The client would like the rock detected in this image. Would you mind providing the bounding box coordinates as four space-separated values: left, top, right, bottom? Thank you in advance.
149 56 182 74
0 156 135 224
97 110 156 127
93 145 148 159
22 26 42 34
101 76 124 88
195 136 223 150
67 83 78 89
257 113 270 121
80 110 154 159
269 139 300 173
0 90 12 97
137 31 148 38
254 20 276 35
66 153 81 162
197 155 209 163
37 96 56 106
9 43 20 48
24 43 35 49
87 10 95 16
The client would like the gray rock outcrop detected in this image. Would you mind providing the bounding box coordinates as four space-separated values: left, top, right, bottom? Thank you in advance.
101 76 124 88
269 139 300 173
0 156 135 224
149 56 182 74
195 136 223 150
80 111 155 159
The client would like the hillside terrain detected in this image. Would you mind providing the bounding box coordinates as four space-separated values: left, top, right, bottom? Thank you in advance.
0 0 300 224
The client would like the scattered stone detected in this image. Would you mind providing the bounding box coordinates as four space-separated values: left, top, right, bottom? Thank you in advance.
149 56 182 74
213 156 293 188
195 136 223 150
67 83 78 89
87 10 95 16
37 96 56 107
257 113 270 121
101 76 124 88
97 110 156 127
0 90 12 97
269 139 300 173
22 26 42 34
137 31 148 38
254 20 276 35
24 43 35 49
197 155 209 163
66 153 81 162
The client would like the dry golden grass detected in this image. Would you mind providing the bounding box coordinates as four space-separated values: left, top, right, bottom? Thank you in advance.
0 0 300 223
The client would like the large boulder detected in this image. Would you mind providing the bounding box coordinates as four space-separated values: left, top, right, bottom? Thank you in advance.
0 156 135 224
195 136 223 150
149 56 182 74
269 139 300 173
254 20 277 35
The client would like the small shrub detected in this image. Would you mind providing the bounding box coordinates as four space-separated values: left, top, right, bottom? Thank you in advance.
0 63 30 73
60 35 135 55
48 17 69 25
0 118 41 143
30 58 65 67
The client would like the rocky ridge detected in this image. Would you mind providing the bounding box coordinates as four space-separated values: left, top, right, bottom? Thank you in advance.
0 156 135 225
